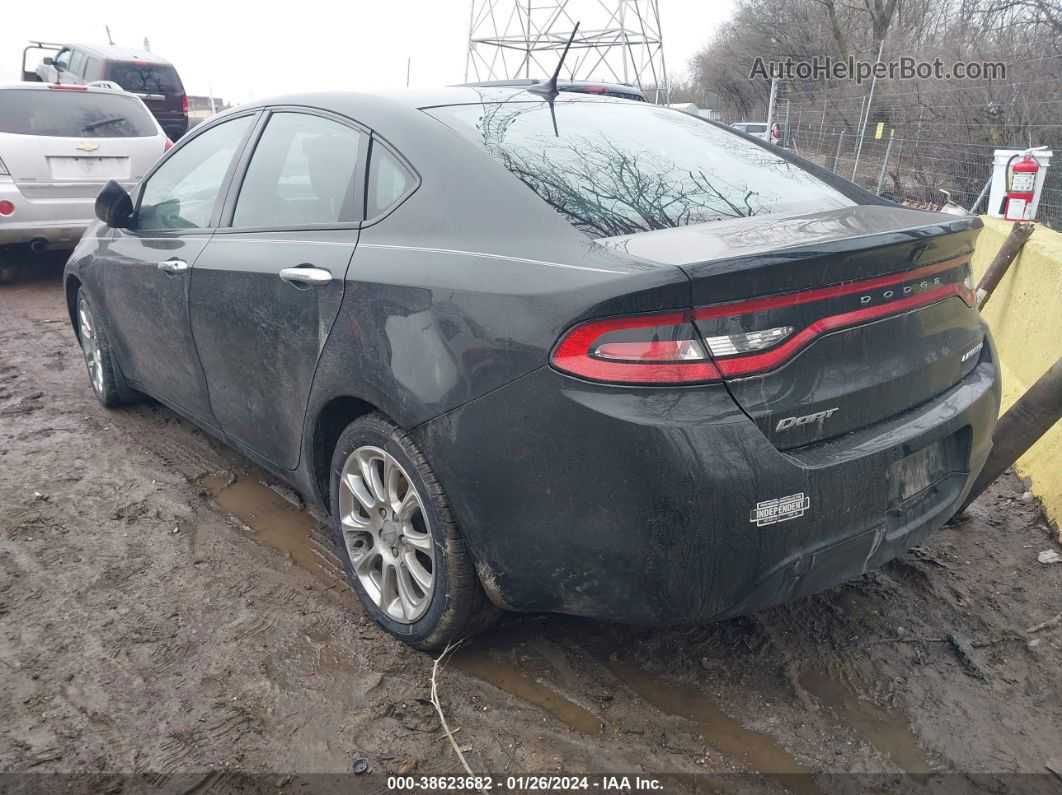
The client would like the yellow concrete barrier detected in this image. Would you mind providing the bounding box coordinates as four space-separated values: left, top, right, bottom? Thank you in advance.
971 216 1062 534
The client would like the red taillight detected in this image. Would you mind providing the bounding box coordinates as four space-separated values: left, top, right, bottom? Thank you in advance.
579 85 609 94
48 85 88 91
0 200 14 216
551 256 974 385
180 94 188 113
164 138 174 152
702 286 964 378
693 255 974 378
693 257 971 319
551 310 721 384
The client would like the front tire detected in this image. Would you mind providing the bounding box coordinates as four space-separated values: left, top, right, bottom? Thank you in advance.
76 289 138 408
329 413 498 650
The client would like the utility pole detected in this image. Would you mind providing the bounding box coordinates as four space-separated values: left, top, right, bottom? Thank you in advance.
765 78 778 135
207 81 216 115
406 57 411 87
467 0 667 102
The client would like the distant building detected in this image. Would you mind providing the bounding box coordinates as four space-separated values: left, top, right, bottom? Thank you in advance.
666 103 722 121
186 95 231 127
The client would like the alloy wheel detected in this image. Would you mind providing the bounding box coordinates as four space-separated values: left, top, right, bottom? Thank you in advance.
78 297 104 397
338 445 436 623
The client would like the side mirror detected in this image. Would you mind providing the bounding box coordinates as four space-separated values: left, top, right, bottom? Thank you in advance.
42 56 55 66
95 180 134 228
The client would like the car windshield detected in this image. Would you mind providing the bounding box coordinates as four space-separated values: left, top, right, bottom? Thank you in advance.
0 89 157 138
105 63 182 94
427 101 851 238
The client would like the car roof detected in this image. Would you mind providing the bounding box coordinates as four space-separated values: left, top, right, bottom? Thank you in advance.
461 79 646 94
0 82 137 95
66 43 174 65
244 86 644 112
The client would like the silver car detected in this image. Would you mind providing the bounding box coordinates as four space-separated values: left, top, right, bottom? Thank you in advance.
0 83 169 251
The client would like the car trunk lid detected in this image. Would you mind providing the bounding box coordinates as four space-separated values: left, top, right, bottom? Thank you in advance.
598 205 985 449
1 131 163 198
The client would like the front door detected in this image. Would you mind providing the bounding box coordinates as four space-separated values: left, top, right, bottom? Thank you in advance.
102 113 256 424
190 110 367 468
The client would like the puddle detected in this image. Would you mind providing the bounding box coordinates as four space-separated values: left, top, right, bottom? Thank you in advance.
200 473 342 586
606 660 821 795
798 670 932 776
449 647 603 736
302 627 362 675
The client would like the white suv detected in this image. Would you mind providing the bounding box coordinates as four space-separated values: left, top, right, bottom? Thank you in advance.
0 83 169 252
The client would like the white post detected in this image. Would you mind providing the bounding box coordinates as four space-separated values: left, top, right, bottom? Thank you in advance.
765 78 778 133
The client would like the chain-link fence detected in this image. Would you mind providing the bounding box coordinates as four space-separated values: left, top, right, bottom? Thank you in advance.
719 56 1062 228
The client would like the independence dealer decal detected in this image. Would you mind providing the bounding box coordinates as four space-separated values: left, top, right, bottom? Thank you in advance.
750 493 810 526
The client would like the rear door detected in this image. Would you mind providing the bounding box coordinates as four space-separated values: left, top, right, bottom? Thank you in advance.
189 109 368 468
102 113 257 424
0 88 164 201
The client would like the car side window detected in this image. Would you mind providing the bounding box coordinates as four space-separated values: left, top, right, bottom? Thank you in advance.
54 48 72 71
84 57 101 80
367 142 414 218
136 115 253 231
232 112 365 228
69 50 86 77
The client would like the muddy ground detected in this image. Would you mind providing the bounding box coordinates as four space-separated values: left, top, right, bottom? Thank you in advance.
1 257 1061 793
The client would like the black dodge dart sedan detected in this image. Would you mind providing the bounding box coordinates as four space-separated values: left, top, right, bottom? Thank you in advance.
65 87 1000 649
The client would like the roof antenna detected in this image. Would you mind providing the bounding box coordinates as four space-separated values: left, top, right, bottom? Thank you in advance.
528 22 580 99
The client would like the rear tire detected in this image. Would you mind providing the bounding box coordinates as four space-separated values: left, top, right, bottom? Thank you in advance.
329 412 499 650
76 289 139 408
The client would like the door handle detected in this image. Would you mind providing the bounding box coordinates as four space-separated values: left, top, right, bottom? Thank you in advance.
279 266 332 286
157 258 189 273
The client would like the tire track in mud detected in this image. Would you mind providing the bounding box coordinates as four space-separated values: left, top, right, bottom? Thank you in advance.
447 614 947 792
450 626 821 792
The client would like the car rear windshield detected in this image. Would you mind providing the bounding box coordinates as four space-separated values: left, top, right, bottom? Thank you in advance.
742 124 768 133
105 62 182 94
0 89 157 138
427 102 851 237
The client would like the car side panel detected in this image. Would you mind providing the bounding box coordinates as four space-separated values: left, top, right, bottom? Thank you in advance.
300 231 692 505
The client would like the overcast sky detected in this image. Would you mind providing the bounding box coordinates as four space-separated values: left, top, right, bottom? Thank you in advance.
1 0 732 104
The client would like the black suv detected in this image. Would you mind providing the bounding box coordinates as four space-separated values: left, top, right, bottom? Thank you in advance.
25 41 189 140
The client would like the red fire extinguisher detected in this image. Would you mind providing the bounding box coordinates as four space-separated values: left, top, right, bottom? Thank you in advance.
1002 152 1040 221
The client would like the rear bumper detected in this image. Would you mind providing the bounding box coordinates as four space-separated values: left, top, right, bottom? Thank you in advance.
0 179 92 248
413 343 1001 624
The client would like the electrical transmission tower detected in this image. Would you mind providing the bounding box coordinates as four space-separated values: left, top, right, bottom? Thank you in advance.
465 0 669 103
